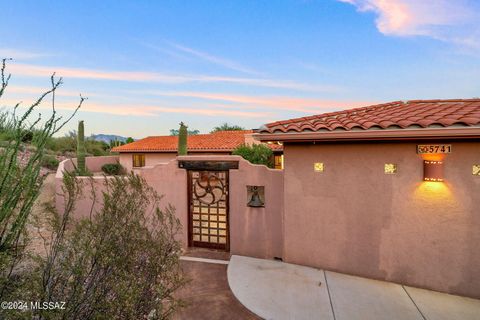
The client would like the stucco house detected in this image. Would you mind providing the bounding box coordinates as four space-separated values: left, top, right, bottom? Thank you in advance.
56 98 480 299
112 130 283 171
255 98 480 298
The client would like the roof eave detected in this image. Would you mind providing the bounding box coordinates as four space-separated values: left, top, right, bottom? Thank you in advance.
113 149 235 153
254 127 480 143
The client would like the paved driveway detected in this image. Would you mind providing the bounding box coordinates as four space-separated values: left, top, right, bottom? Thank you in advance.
174 258 259 320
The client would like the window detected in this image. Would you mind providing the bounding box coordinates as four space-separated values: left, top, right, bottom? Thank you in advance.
274 154 283 169
132 154 145 167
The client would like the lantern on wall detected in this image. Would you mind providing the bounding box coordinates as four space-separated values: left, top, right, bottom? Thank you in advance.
424 160 443 182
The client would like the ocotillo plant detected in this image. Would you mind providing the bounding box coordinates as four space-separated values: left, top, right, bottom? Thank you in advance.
77 120 86 175
177 122 188 156
0 59 83 299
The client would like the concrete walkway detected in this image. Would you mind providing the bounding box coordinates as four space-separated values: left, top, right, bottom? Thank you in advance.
227 255 480 320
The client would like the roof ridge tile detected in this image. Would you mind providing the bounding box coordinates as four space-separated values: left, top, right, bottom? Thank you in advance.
260 99 480 133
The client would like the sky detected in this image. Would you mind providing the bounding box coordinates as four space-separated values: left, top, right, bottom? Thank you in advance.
0 0 479 138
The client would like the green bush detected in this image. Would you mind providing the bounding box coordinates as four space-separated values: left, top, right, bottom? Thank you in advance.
22 173 186 319
41 154 60 170
101 163 124 175
20 129 34 143
232 143 273 168
45 136 109 156
45 136 76 153
85 139 109 156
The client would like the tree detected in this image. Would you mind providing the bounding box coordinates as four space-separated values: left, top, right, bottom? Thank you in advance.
210 123 244 133
0 58 83 299
232 143 273 168
125 137 134 143
169 128 199 136
109 139 125 148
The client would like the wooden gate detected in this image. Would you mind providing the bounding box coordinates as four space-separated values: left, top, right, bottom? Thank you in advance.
188 170 229 250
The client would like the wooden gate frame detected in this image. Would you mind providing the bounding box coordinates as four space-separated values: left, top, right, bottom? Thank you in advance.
180 160 238 251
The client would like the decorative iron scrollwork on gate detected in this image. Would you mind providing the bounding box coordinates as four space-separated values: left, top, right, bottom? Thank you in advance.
193 172 226 205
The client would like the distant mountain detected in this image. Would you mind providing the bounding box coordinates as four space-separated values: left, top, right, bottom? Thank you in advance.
90 134 129 143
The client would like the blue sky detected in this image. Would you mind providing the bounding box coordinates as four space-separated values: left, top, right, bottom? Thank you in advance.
1 0 479 137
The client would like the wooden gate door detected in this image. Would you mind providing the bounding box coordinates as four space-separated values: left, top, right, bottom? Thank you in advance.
188 170 229 250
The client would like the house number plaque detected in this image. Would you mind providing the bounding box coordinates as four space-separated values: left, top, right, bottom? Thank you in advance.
417 144 452 154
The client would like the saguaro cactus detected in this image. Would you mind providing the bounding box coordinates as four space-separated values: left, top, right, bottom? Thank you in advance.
177 122 188 156
77 120 86 174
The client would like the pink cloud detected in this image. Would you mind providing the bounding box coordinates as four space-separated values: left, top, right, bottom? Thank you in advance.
131 90 375 114
5 85 85 98
0 95 269 118
8 63 337 92
339 0 480 50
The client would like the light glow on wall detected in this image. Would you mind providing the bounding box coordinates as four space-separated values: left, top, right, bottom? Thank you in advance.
413 181 456 208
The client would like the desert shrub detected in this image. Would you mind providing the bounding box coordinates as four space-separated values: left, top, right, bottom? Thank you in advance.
85 139 109 156
41 154 59 170
0 58 83 301
20 129 34 143
45 136 109 156
45 136 76 153
24 173 186 320
232 143 274 168
101 162 123 175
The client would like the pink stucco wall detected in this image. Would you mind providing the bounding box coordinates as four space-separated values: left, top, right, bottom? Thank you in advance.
137 155 283 258
56 155 283 259
55 156 120 220
282 141 480 298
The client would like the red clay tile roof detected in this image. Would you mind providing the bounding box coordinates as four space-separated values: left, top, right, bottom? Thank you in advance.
112 130 282 152
259 99 480 133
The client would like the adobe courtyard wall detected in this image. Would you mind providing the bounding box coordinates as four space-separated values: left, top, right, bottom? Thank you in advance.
138 155 283 259
282 141 480 298
56 155 283 260
55 156 119 219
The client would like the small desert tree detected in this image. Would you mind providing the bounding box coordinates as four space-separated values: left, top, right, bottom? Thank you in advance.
210 123 244 133
0 59 83 299
232 143 273 168
25 173 186 320
169 128 199 136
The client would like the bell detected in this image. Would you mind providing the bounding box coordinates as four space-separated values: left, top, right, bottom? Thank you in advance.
248 191 264 207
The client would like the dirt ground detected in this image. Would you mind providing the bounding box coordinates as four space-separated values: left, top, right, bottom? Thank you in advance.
26 173 56 257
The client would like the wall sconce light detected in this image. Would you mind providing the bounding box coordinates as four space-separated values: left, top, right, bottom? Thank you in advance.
314 162 324 172
424 160 443 182
473 165 480 176
384 164 397 174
